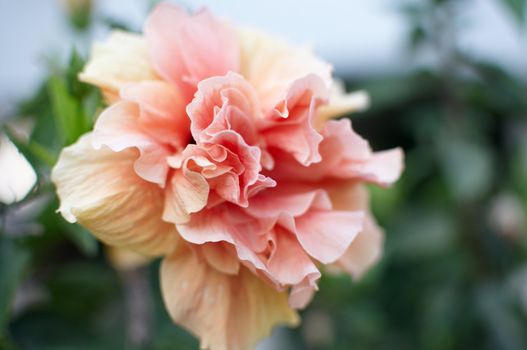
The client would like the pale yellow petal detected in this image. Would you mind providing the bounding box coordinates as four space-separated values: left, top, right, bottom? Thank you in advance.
51 133 178 256
239 28 332 111
79 30 159 102
105 246 151 271
315 81 370 130
161 245 299 350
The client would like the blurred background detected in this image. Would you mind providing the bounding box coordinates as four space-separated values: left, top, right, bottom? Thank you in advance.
2 0 527 349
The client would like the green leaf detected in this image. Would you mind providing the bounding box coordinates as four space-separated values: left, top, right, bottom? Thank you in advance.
0 235 31 332
48 76 87 146
66 50 91 100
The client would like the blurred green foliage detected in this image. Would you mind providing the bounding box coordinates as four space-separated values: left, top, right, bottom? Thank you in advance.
1 0 527 349
63 0 93 31
501 0 527 22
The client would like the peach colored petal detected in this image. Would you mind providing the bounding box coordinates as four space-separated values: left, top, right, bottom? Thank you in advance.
259 74 328 166
319 119 404 186
266 227 321 287
51 133 178 256
92 101 149 151
359 148 405 186
162 165 209 225
176 184 367 307
175 204 322 295
270 119 404 186
144 3 239 101
326 183 384 279
289 277 318 309
132 146 171 187
295 210 363 264
92 101 171 186
261 227 320 309
79 31 159 103
239 28 332 111
246 186 363 264
120 81 190 149
197 242 240 275
161 245 299 350
337 215 384 279
92 82 189 187
176 204 271 250
244 188 327 219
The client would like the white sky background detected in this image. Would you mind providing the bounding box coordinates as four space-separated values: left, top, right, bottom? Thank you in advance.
0 0 526 203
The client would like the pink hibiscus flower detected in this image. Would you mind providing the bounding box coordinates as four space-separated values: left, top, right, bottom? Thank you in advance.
52 3 404 350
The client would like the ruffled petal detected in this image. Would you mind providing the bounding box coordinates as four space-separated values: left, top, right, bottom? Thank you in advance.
161 245 299 350
162 166 209 225
247 185 362 271
51 133 178 256
92 101 171 186
177 210 285 300
176 204 271 249
267 227 321 289
186 73 276 206
79 31 159 103
270 119 404 186
260 75 328 166
187 72 261 145
144 3 239 100
120 81 190 148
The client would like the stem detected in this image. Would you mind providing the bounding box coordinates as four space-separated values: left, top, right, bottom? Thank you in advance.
121 266 152 347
